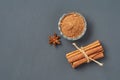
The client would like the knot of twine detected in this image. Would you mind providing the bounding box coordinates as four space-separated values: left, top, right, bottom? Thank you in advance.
72 43 103 66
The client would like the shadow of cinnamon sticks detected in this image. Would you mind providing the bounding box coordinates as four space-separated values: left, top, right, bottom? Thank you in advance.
75 63 89 70
75 61 100 70
100 42 107 61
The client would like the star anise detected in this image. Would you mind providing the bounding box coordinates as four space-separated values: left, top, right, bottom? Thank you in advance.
49 33 61 47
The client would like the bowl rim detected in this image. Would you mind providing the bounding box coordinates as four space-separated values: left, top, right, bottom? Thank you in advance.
58 12 87 41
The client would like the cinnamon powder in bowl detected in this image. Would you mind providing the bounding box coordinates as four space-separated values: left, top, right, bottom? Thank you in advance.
58 12 87 40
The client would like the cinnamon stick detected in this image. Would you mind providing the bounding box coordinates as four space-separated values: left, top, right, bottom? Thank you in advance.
66 40 100 57
84 40 100 51
68 45 103 63
65 40 104 68
72 52 104 68
66 40 100 59
72 53 99 68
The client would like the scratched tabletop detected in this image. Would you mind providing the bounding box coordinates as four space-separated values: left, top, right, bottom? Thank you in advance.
0 0 120 80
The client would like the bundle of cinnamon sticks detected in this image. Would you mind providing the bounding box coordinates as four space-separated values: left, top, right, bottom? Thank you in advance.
66 40 104 68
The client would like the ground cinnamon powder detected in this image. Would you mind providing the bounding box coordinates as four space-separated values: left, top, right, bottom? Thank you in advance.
60 12 85 38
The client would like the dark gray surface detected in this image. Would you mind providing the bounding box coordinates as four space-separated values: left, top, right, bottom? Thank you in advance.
0 0 120 80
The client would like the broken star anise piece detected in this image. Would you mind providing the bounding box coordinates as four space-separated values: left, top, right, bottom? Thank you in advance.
49 33 61 47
